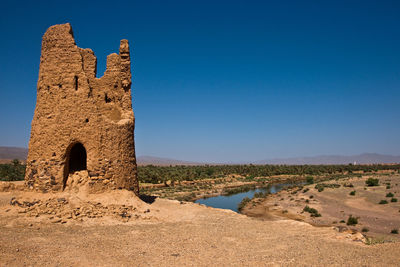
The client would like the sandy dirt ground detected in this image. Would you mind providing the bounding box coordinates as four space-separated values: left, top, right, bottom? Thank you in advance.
243 174 400 244
1 185 400 266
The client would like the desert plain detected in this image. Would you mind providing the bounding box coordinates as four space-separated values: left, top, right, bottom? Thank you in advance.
1 173 400 266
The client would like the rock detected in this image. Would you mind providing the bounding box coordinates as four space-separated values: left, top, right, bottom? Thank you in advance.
351 232 366 242
333 226 348 233
10 197 20 206
57 198 67 203
51 218 62 223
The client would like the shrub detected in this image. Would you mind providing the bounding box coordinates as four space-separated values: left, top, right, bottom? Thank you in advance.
223 184 256 196
386 185 391 189
386 192 394 197
253 191 267 198
303 205 312 212
306 176 314 184
362 227 369 232
245 175 255 181
379 200 388 204
365 237 386 245
315 184 324 192
315 183 340 192
302 188 310 193
176 192 196 202
349 191 356 196
303 205 321 217
346 215 358 225
237 197 251 212
340 220 345 223
391 198 398 203
0 160 26 181
390 229 398 234
365 178 379 187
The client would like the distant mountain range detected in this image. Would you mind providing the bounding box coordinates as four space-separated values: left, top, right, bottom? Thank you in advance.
0 147 28 161
0 146 399 165
254 153 400 165
0 147 202 165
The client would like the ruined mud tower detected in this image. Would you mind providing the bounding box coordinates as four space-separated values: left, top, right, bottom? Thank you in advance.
25 23 139 195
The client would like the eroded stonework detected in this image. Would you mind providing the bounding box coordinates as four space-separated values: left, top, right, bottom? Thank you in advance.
25 23 138 194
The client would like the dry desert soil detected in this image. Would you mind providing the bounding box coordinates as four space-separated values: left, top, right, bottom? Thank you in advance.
243 174 400 242
1 183 400 266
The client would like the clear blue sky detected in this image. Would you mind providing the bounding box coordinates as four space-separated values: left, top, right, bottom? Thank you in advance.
1 0 399 163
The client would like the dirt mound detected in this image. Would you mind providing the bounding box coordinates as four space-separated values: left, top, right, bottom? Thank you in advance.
6 171 150 225
10 196 151 224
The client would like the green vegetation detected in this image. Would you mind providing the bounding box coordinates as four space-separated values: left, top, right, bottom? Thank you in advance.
223 184 256 196
136 164 400 184
343 182 354 187
391 198 398 203
2 161 400 184
365 178 379 187
361 227 369 232
386 192 394 197
390 229 398 234
346 215 358 225
349 190 356 196
302 188 310 193
379 200 388 204
314 183 340 192
303 205 321 217
365 236 386 245
176 192 196 202
253 191 268 198
315 184 324 192
0 160 25 181
237 197 251 212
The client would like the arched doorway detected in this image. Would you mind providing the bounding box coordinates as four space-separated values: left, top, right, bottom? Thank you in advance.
63 142 87 189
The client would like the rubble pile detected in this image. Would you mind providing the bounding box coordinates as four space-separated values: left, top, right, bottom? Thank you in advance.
10 196 150 223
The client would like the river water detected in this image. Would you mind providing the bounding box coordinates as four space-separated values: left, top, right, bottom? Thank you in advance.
195 182 304 212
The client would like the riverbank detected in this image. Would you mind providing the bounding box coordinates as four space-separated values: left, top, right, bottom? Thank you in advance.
242 174 400 244
140 172 360 202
